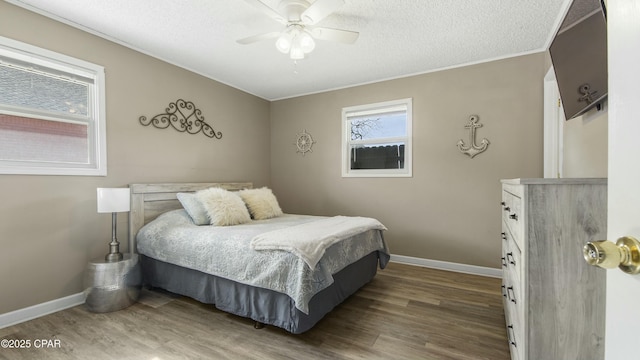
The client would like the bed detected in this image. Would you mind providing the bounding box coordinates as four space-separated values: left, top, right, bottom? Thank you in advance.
128 182 390 334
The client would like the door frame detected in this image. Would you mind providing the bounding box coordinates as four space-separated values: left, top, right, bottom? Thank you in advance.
543 67 564 178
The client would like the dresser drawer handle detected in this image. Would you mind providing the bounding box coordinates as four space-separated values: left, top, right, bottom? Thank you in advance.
503 206 511 212
509 213 518 221
507 252 516 265
501 285 506 297
501 257 507 267
507 325 517 347
507 286 517 304
501 232 507 240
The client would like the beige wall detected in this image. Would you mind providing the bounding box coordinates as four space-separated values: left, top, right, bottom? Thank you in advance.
563 111 608 177
544 56 608 179
0 2 270 314
270 53 546 268
0 2 549 316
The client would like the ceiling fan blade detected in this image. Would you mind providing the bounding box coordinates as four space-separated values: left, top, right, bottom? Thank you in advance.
242 0 287 24
301 0 345 25
310 27 359 44
237 31 281 45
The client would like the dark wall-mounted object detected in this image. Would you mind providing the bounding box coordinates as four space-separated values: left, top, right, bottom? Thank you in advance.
139 99 222 139
550 3 608 120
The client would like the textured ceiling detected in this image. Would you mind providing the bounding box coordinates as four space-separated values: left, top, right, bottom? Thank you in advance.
6 0 588 101
560 0 602 31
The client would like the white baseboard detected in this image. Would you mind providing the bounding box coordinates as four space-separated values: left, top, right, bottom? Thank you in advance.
390 254 502 278
1 256 499 329
0 293 85 329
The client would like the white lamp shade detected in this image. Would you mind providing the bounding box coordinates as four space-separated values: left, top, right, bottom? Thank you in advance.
97 188 130 213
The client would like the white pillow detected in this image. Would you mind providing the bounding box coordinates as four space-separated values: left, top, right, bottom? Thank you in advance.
238 187 283 220
195 187 251 226
176 192 209 225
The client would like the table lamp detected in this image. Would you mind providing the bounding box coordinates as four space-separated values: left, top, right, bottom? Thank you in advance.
97 187 130 262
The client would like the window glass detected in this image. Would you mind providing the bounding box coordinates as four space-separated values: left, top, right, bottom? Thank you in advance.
342 99 412 177
0 36 105 176
0 114 89 163
349 112 406 140
0 64 89 116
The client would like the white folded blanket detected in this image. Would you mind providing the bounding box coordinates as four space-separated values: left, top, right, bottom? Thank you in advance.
250 216 387 269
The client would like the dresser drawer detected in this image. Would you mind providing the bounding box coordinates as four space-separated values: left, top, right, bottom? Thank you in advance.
505 275 522 325
506 307 524 360
504 272 524 360
505 236 523 324
504 287 523 360
505 235 522 287
502 190 523 250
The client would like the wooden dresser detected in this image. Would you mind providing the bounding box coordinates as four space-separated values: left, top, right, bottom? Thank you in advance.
500 178 606 360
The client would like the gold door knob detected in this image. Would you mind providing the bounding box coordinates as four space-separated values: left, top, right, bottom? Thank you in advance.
583 236 640 274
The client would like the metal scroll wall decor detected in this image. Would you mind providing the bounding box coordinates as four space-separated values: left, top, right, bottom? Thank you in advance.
457 115 489 158
139 99 222 139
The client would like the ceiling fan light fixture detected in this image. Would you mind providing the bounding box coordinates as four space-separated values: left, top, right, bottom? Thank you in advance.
289 45 305 60
276 25 312 60
299 30 315 53
241 0 356 61
275 33 292 53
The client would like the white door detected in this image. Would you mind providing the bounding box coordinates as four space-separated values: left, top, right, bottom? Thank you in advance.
605 1 640 358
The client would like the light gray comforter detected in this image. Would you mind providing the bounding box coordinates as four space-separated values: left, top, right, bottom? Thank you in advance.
136 210 389 314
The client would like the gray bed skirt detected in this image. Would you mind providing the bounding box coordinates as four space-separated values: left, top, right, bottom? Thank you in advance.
140 251 385 334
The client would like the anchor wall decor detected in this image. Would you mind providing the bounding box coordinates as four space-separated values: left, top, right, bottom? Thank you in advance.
457 115 489 158
139 99 222 139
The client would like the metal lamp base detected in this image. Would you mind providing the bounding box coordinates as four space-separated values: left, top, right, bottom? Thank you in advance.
105 212 124 263
105 252 123 262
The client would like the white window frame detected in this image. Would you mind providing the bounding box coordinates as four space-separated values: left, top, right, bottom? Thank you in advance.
0 36 106 176
341 98 412 178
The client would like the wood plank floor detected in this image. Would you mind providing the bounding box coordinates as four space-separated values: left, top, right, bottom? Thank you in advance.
0 263 510 360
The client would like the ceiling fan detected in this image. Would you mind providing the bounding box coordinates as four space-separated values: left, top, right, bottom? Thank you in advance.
237 0 359 60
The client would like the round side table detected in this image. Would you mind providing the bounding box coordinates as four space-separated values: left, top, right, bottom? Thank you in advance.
83 253 141 313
